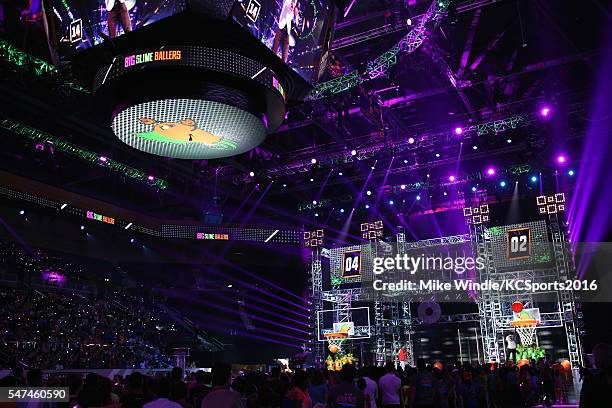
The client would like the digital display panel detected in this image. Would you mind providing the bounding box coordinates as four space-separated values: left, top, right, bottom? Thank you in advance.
230 0 334 83
111 98 266 159
45 0 187 57
341 249 361 278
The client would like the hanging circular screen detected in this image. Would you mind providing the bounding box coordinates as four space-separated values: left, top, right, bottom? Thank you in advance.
111 98 266 159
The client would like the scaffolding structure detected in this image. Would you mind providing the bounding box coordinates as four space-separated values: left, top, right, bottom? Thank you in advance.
307 193 583 367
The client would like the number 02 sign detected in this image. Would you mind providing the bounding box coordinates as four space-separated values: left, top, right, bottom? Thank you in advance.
341 250 362 278
506 228 531 260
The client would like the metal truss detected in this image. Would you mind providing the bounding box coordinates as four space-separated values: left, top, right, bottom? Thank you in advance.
309 248 326 366
404 234 471 249
548 212 583 366
0 39 88 94
309 0 448 100
236 112 531 187
332 0 504 50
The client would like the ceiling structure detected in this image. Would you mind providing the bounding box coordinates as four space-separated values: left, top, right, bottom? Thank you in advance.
0 0 609 235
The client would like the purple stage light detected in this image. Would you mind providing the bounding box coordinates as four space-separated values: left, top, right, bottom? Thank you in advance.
99 156 108 162
351 149 357 156
454 126 463 135
249 171 255 177
557 155 566 164
311 158 317 164
400 184 406 190
449 175 456 182
408 137 415 144
486 167 496 176
540 106 551 117
365 204 370 209
147 175 155 181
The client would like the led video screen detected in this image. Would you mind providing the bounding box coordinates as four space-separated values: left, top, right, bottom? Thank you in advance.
230 0 334 83
45 0 187 57
111 98 266 159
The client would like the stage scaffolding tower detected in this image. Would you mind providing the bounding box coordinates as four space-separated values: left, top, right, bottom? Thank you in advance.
463 193 583 365
309 247 325 366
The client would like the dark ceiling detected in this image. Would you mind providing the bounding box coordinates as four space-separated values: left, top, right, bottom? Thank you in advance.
0 0 609 232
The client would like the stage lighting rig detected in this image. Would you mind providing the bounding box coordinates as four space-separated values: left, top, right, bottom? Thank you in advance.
536 193 566 215
360 220 383 240
462 204 490 225
304 229 325 248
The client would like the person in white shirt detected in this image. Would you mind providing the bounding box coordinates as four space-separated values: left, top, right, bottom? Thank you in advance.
272 0 297 62
506 332 517 362
144 378 182 408
379 362 401 408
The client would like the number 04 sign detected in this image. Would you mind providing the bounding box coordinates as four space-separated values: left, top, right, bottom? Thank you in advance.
342 250 362 278
506 227 531 260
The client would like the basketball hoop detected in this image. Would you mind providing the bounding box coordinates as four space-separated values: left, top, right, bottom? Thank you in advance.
324 332 348 354
511 319 539 346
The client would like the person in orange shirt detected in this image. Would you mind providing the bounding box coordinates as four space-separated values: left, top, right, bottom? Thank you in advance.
398 346 408 371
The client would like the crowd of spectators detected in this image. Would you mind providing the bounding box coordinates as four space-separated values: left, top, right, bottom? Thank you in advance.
0 286 182 369
2 346 610 408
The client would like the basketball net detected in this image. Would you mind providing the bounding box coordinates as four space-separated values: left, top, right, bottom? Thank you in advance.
324 332 348 354
516 324 538 346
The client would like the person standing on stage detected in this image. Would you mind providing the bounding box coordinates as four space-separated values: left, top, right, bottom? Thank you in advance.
398 346 407 371
272 0 297 63
105 0 133 38
506 332 517 363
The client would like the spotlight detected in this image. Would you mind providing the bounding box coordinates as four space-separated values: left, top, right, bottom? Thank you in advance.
365 204 370 209
130 238 135 243
400 184 406 190
500 181 507 187
311 158 317 164
435 153 440 158
408 137 415 144
506 139 512 144
371 166 375 170
443 191 448 196
147 175 155 181
312 200 317 205
314 213 319 217
416 195 421 200
389 200 394 205
310 178 314 182
366 190 372 196
125 222 133 230
282 183 287 187
80 225 85 230
454 126 463 135
449 175 456 182
531 176 538 182
338 172 343 176
227 284 233 288
568 170 575 176
486 167 496 176
403 159 408 164
340 208 345 213
60 203 68 210
471 186 477 192
19 210 25 215
351 149 357 156
407 17 412 26
472 145 478 150
557 155 566 164
540 106 551 117
249 171 255 177
426 174 430 178
99 156 108 162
